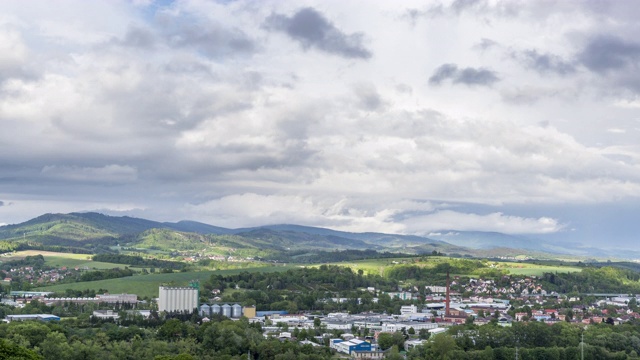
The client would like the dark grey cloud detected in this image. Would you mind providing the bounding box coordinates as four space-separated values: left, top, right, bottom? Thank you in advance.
157 14 255 58
0 201 4 207
451 0 486 14
402 8 427 26
475 38 498 52
518 49 575 75
265 7 372 59
429 63 499 86
428 64 458 85
119 26 156 49
578 35 640 73
422 0 520 18
354 84 386 111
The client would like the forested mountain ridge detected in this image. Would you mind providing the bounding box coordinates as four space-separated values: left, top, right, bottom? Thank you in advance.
0 212 469 256
0 212 634 259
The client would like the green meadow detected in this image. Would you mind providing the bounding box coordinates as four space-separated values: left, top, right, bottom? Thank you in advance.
497 263 582 277
323 256 583 278
34 265 296 298
2 250 136 270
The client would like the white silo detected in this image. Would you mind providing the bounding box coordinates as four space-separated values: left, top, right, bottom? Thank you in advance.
231 304 242 318
221 304 232 317
211 304 221 315
199 304 211 317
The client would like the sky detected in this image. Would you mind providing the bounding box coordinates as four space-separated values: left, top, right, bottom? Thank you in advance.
1 0 639 247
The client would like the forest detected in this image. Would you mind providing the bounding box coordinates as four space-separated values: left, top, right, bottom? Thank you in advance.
0 312 333 360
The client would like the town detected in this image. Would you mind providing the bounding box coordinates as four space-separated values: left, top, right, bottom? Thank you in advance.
4 265 640 359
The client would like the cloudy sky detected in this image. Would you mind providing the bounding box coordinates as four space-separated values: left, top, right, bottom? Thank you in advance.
1 0 639 247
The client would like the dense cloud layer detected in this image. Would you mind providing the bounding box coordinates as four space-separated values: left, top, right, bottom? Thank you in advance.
0 0 639 246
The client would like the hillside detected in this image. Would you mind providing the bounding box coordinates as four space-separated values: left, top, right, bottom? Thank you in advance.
1 212 635 260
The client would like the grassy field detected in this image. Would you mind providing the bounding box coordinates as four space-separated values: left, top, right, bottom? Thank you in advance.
496 263 582 277
1 250 132 270
323 256 583 278
34 265 296 298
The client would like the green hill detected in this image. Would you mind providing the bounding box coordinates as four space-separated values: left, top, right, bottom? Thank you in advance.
0 212 572 260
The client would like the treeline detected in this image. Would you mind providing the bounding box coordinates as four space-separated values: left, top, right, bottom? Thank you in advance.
386 259 487 283
0 242 94 255
0 241 21 254
77 267 134 282
0 311 334 360
263 249 422 264
92 254 187 270
0 255 47 271
203 265 402 313
540 267 640 294
205 265 397 293
408 320 640 359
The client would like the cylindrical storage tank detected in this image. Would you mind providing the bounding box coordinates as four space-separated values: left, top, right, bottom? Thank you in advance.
232 304 242 318
200 304 211 317
212 304 221 315
221 304 232 317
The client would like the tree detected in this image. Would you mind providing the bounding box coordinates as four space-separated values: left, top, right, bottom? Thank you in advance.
386 345 404 360
40 332 72 360
429 334 458 360
0 338 42 360
378 332 405 351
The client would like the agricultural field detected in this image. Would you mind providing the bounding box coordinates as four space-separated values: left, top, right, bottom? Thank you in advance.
34 265 296 298
324 258 411 276
495 262 582 277
0 250 123 270
325 256 583 278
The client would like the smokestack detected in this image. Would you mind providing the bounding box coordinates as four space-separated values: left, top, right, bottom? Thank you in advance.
445 270 450 316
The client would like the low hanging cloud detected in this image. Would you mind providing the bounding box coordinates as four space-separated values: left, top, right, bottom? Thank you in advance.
429 63 499 86
402 210 564 235
265 7 372 59
184 193 407 233
184 193 563 236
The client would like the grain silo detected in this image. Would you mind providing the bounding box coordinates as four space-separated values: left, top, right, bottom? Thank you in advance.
221 303 232 317
231 303 242 318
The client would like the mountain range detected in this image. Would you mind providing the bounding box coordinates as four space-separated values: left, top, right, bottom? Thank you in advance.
0 212 637 260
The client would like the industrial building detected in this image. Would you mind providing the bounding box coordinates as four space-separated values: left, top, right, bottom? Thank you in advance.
6 314 60 322
43 293 138 306
199 304 254 318
158 286 199 313
330 338 372 355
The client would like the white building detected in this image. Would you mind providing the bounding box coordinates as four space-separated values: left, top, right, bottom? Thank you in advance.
400 305 418 315
426 286 447 294
96 293 138 304
386 291 413 300
381 322 438 332
93 310 119 320
158 286 198 313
